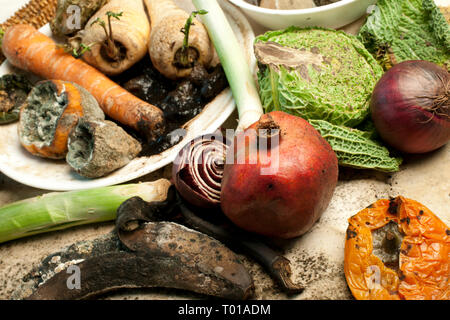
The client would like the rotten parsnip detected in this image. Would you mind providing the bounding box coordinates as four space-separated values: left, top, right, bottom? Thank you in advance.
145 0 214 80
71 0 151 75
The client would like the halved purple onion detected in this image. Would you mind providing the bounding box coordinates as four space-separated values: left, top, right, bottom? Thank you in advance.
172 132 229 208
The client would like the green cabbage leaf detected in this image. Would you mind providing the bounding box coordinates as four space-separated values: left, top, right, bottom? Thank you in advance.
255 27 383 127
358 0 450 70
309 120 402 172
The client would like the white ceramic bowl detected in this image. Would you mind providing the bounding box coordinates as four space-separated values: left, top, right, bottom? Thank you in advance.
227 0 377 30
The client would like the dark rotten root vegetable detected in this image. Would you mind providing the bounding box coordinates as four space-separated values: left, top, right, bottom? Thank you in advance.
371 60 450 154
0 74 33 124
18 80 104 159
66 119 142 178
221 111 338 239
24 193 254 300
28 250 252 300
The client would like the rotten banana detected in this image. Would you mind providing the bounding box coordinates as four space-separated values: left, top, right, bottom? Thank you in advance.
19 191 253 300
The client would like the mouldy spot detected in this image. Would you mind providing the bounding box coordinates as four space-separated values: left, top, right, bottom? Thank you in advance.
290 250 351 300
388 197 402 215
400 217 410 225
19 81 68 148
254 41 324 73
372 221 404 272
66 119 142 178
346 227 357 240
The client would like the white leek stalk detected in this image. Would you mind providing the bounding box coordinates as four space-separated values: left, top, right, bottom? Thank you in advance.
193 0 263 131
0 179 171 244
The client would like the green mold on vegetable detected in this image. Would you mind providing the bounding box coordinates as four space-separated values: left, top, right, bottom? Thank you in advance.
255 27 383 127
358 0 450 70
0 74 33 125
309 119 402 172
66 119 142 178
18 80 104 159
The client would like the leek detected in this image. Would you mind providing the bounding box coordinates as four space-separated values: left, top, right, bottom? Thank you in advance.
193 0 263 131
0 179 171 244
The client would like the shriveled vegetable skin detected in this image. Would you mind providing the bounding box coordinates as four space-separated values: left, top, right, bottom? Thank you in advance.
76 0 150 75
255 27 383 127
18 80 104 159
0 74 33 124
50 0 108 37
345 196 450 300
66 119 142 178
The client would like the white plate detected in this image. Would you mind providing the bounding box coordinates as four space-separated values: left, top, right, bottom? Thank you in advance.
0 0 256 191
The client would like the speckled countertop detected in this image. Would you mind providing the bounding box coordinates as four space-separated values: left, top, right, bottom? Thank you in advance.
0 1 449 300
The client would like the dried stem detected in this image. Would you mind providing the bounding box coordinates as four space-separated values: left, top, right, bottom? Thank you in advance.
418 74 450 123
177 10 207 68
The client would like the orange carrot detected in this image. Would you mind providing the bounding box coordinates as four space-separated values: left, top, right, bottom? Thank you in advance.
1 24 165 141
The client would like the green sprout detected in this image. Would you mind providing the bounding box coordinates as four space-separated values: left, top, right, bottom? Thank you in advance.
91 11 124 61
179 10 208 67
57 42 93 59
72 43 93 58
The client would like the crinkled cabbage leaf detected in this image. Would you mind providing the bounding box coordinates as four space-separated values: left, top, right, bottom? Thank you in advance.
358 0 450 70
309 120 402 172
255 27 383 127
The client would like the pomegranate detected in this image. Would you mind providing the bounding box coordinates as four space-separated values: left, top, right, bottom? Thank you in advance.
221 111 338 239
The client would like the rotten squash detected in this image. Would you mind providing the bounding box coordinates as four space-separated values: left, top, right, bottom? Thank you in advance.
344 196 449 300
18 80 104 159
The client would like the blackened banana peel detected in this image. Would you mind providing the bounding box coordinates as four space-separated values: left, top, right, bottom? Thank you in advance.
24 190 253 300
22 186 302 299
115 189 303 294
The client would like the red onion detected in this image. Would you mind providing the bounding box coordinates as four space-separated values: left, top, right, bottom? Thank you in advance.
370 60 450 154
172 132 229 208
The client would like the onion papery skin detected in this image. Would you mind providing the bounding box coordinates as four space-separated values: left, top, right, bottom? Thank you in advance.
173 133 229 208
370 60 450 154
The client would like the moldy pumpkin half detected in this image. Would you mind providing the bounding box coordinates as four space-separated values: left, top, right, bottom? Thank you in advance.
18 80 104 159
344 196 449 300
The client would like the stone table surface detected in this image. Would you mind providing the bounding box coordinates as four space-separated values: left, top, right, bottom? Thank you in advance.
0 0 449 300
